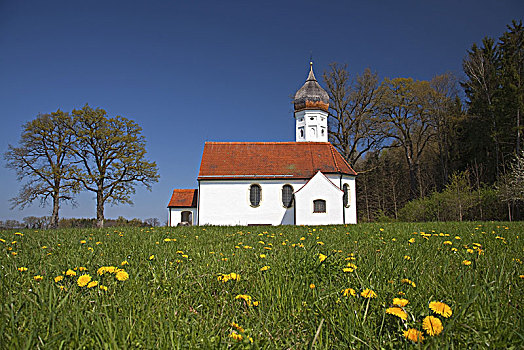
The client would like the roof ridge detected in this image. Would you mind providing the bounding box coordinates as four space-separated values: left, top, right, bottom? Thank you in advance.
329 144 341 173
330 144 357 175
204 141 331 145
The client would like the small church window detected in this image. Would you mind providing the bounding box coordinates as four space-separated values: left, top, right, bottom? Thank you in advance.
343 184 350 208
282 184 294 208
321 129 325 136
310 117 315 121
299 127 304 138
249 184 261 207
313 199 326 213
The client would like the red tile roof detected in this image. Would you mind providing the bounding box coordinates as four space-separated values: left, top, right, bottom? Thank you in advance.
197 142 357 180
168 189 198 207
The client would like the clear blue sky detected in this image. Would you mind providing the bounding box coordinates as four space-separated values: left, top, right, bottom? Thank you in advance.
0 0 522 224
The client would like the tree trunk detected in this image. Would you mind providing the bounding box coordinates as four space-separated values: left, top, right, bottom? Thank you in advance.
408 164 418 200
517 107 521 154
96 191 104 228
50 193 60 229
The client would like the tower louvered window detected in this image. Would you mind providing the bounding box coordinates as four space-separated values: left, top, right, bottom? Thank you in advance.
282 185 294 208
249 184 261 207
313 199 326 213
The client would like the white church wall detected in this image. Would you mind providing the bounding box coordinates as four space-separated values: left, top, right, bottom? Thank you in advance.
325 174 357 224
294 110 328 142
295 172 344 225
198 179 307 226
169 207 198 227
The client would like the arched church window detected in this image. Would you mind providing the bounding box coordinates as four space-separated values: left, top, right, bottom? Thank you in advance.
343 184 350 208
299 128 304 138
181 211 192 225
281 184 294 208
249 184 261 207
313 199 326 213
310 127 316 137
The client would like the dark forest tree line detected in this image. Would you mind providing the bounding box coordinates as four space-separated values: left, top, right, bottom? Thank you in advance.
4 105 159 228
324 20 523 222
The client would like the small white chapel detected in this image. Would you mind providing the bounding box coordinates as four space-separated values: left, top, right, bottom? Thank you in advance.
168 63 357 226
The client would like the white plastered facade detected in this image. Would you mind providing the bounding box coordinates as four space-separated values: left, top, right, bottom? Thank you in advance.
197 173 356 226
169 207 198 227
295 109 329 142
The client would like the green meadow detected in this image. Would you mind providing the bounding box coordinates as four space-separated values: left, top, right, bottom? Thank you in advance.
1 222 522 349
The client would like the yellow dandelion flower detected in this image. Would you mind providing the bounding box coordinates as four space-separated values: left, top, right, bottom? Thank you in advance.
115 270 129 281
252 300 259 307
14 232 23 236
386 307 408 320
341 288 356 297
462 260 472 266
393 298 409 307
77 274 91 287
235 294 252 302
121 260 129 266
18 267 28 272
149 255 155 260
408 238 415 243
401 278 416 287
54 275 64 283
11 252 17 256
404 255 411 260
403 328 424 343
80 240 86 244
66 269 76 277
163 238 171 242
466 248 474 253
451 247 458 252
259 254 266 258
230 322 244 333
429 301 452 318
260 265 270 271
361 288 377 298
309 283 315 289
87 281 98 288
443 241 452 245
318 253 327 262
78 266 87 271
34 275 43 281
422 315 443 336
454 236 461 240
229 331 243 341
317 241 324 245
99 285 108 291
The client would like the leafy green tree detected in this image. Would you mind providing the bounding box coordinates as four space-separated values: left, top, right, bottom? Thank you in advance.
461 37 500 181
70 105 159 228
499 20 524 154
4 110 78 228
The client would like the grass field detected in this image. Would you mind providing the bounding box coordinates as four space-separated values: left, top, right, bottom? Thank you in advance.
1 222 522 349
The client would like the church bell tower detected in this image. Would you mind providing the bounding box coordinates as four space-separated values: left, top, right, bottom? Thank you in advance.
293 62 330 142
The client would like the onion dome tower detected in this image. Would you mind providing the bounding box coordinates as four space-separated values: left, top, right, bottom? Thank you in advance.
294 62 330 142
